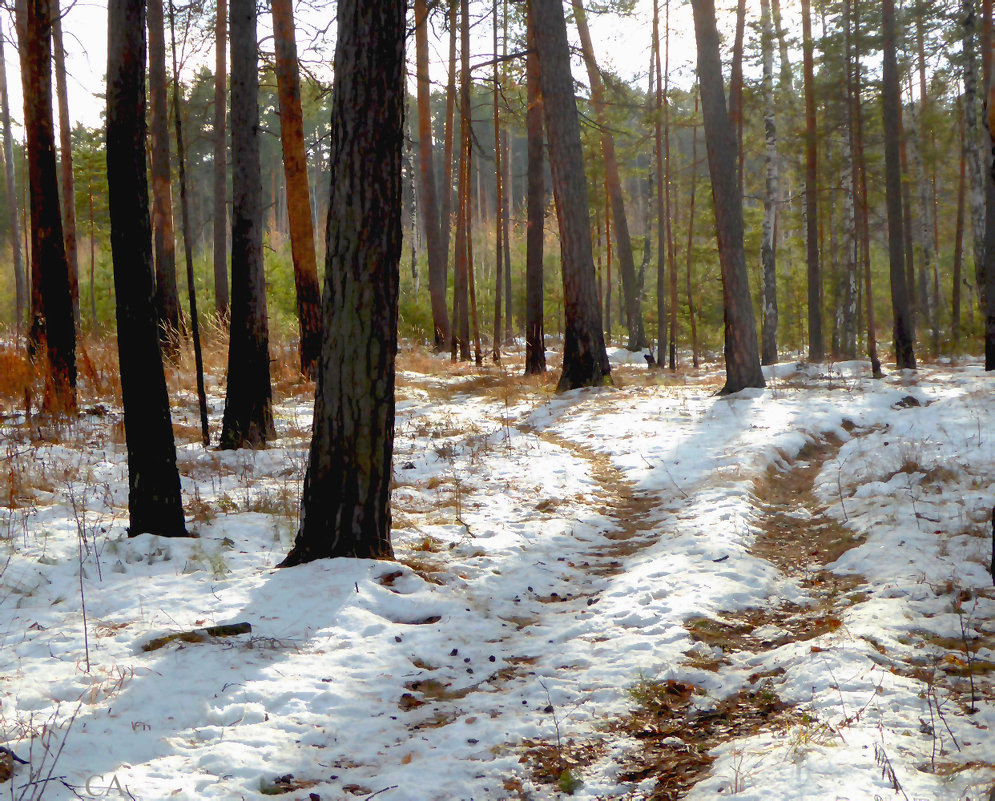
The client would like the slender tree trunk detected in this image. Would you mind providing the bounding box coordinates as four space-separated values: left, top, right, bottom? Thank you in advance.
801 0 822 362
147 0 180 355
51 0 79 333
441 0 457 264
963 0 986 310
169 0 208 445
954 139 966 345
21 0 76 412
605 187 612 340
686 91 700 368
107 0 187 536
272 0 321 377
213 0 229 317
451 0 471 360
219 0 274 447
492 0 503 362
760 0 778 365
414 0 450 350
771 0 793 93
0 23 24 334
572 0 645 350
502 0 513 346
728 0 746 195
883 0 916 369
280 0 404 565
653 0 665 364
907 105 937 351
524 12 545 375
691 0 764 394
665 0 678 370
88 179 95 325
984 0 995 367
531 0 611 390
836 0 857 360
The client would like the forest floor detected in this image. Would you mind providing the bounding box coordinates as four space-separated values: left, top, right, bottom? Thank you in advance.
1 337 994 801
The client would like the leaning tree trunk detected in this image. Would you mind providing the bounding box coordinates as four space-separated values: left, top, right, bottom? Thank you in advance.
279 0 404 566
106 0 187 536
52 0 79 333
882 0 916 370
414 0 450 350
0 23 24 334
147 0 181 354
272 0 321 377
219 0 274 448
532 0 611 391
524 14 545 376
573 0 645 351
212 0 229 317
801 0 823 363
21 0 76 413
759 0 778 365
690 0 765 394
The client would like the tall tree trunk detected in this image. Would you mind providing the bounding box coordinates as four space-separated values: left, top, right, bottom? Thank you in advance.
451 0 471 360
0 22 24 334
219 0 274 448
147 0 180 354
954 138 966 345
531 0 611 390
665 0 678 369
212 0 229 317
502 0 513 346
170 0 209 446
686 91 700 368
801 0 823 363
907 105 937 351
690 0 764 394
279 0 403 566
441 0 457 264
653 0 665 363
883 0 916 369
51 0 79 333
984 0 995 368
107 0 187 536
771 0 793 93
760 0 778 365
572 0 645 350
524 12 545 376
414 0 450 350
272 0 321 377
20 0 76 412
836 0 857 360
963 0 986 310
492 0 503 362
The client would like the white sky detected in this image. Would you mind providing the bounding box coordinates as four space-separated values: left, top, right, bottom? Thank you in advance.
0 0 739 139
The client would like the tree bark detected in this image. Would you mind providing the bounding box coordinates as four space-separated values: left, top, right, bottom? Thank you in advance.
963 0 986 310
492 0 503 362
147 0 180 354
107 0 187 536
524 14 545 376
801 0 822 363
531 0 611 391
653 0 665 363
882 0 916 369
280 0 404 565
727 0 746 196
686 92 700 369
213 0 229 317
272 0 321 377
984 0 995 368
51 0 79 333
0 22 24 334
414 0 450 350
441 0 457 264
954 139 966 344
219 0 274 447
21 0 76 412
451 0 471 360
759 0 778 365
836 0 857 360
690 0 764 394
572 0 645 351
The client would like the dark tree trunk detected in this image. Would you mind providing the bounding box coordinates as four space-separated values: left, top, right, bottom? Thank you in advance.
451 0 471 360
653 0 665 362
213 0 229 317
760 0 778 365
573 0 645 351
531 0 611 391
690 0 764 394
882 0 916 369
0 23 24 334
280 0 404 566
686 93 700 369
51 0 79 333
106 0 187 536
147 0 180 354
491 0 503 363
963 0 985 310
801 0 823 363
985 0 995 368
441 0 457 265
524 14 545 376
219 0 274 448
21 0 76 413
272 0 321 377
954 141 966 344
414 0 450 350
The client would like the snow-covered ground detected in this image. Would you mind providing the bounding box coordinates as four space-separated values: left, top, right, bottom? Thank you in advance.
1 347 993 800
